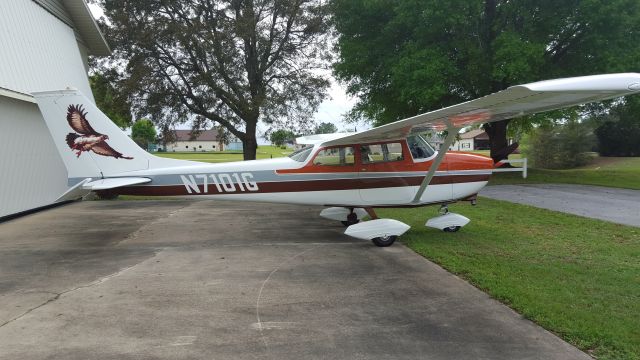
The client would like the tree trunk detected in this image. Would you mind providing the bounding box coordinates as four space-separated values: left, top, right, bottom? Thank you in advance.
242 121 258 160
484 119 518 164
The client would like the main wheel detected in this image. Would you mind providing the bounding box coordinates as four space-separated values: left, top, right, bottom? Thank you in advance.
371 235 397 247
341 219 360 227
443 226 461 232
341 212 360 227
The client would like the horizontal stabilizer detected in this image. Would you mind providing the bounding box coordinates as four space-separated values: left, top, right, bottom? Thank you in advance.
82 177 151 190
55 178 93 202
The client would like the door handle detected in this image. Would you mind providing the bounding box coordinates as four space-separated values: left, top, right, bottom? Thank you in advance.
361 168 367 171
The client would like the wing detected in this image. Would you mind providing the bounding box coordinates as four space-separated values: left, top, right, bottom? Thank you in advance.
91 141 133 159
66 104 99 135
322 73 640 146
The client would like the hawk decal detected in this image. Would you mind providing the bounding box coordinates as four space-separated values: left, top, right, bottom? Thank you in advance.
65 104 133 159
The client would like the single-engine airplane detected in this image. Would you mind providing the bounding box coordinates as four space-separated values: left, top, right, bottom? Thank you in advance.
34 73 640 246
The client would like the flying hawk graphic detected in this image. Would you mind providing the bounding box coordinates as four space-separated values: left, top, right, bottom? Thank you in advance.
65 104 133 159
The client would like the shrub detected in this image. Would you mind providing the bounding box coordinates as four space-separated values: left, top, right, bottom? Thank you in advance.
522 122 595 169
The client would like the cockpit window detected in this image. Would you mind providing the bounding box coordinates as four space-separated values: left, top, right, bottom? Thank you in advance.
407 135 435 160
288 146 313 162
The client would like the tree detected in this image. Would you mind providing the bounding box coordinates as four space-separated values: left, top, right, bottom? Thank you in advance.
594 96 640 156
156 123 177 151
314 122 338 134
131 119 157 150
332 0 640 162
89 71 132 129
99 0 331 160
270 129 295 147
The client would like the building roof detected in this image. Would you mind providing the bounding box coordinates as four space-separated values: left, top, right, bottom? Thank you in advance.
460 129 489 140
174 130 219 142
64 0 111 56
35 0 111 56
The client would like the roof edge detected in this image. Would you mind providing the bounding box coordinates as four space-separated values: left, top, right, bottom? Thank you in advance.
61 0 111 56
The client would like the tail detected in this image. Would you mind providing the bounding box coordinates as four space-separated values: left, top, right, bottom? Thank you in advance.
33 89 153 182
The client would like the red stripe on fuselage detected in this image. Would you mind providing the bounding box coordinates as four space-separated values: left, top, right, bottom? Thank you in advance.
100 174 490 197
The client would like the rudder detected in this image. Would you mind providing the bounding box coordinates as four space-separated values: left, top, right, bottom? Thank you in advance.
33 89 151 182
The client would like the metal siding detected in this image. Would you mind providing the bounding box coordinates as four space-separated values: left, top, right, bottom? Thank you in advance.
0 97 68 218
0 0 94 101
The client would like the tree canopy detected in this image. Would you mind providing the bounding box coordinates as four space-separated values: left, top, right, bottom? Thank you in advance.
332 0 640 161
131 119 157 150
314 121 338 134
99 0 332 160
89 72 132 129
270 129 296 147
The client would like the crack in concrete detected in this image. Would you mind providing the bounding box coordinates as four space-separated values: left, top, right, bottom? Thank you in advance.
255 248 314 349
0 203 193 330
0 260 148 329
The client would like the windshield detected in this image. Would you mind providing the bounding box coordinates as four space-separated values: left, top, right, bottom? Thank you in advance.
288 146 314 162
407 135 435 159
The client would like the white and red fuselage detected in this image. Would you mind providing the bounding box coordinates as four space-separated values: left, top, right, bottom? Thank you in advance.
96 137 494 209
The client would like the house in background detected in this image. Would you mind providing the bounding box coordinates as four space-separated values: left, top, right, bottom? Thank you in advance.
164 130 224 152
0 0 110 218
450 129 490 151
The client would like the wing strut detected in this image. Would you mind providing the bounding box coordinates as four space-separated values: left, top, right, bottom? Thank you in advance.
412 125 461 203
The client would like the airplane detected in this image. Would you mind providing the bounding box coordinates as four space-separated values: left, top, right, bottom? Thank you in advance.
33 73 640 247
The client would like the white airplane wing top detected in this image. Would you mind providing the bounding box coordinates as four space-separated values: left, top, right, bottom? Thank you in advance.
322 73 640 147
296 132 353 145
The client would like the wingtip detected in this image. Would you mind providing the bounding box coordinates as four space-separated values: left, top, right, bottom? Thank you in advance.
519 73 640 92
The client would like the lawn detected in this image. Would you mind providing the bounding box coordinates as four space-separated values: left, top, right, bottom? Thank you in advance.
378 199 640 360
153 145 293 163
489 157 640 190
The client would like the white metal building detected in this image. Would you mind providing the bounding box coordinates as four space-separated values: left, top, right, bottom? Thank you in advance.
450 129 490 151
0 0 110 218
164 130 224 152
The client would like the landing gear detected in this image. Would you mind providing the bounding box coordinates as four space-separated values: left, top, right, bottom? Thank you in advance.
341 211 360 227
443 226 461 232
425 204 470 232
344 218 410 247
320 207 367 226
371 235 397 247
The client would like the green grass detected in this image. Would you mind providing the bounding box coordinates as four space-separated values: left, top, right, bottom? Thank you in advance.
490 157 640 190
153 145 292 163
379 199 640 360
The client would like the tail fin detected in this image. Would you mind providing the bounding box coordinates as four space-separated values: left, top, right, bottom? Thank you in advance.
33 89 151 180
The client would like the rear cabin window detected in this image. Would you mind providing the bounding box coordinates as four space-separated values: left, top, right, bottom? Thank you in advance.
361 142 404 164
313 146 355 166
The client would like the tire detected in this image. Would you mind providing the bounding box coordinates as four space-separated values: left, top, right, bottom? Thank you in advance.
371 235 397 247
443 226 461 233
341 219 360 227
342 212 360 227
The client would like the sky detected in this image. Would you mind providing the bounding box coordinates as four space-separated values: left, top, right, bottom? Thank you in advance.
87 4 368 144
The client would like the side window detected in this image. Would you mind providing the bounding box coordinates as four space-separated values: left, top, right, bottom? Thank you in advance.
361 142 404 164
407 135 435 159
313 146 355 166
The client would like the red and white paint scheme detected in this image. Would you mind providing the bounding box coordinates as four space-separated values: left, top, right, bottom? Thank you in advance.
33 73 640 246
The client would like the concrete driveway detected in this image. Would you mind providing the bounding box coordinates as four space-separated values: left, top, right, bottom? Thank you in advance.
0 200 589 360
481 184 640 227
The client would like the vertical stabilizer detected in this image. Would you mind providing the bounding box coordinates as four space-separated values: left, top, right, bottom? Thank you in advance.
33 89 150 180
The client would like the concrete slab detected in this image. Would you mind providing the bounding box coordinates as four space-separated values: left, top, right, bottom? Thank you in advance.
481 184 640 227
0 200 589 359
